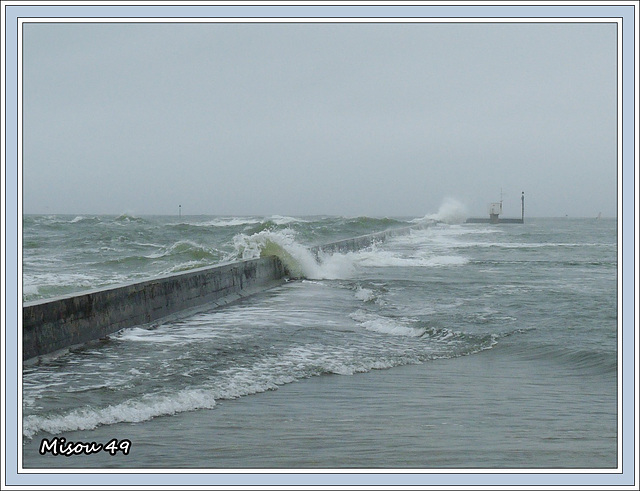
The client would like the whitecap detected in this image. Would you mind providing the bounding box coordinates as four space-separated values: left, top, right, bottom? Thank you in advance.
350 309 424 337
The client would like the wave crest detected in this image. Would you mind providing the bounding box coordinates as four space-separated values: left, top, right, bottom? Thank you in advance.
413 198 467 224
232 230 353 279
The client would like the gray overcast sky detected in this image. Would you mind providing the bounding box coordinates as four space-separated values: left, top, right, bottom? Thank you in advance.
23 22 617 217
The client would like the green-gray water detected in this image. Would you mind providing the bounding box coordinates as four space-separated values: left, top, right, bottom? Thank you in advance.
22 214 617 468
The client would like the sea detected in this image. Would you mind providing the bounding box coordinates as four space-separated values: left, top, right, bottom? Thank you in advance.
20 208 618 470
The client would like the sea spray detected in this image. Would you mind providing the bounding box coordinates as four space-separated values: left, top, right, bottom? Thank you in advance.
414 197 468 224
231 225 470 280
232 229 356 279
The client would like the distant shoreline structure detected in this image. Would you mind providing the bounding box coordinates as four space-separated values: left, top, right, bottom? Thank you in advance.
466 191 525 224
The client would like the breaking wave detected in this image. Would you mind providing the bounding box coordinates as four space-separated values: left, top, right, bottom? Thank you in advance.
412 197 468 224
22 326 498 440
231 224 469 280
232 229 355 279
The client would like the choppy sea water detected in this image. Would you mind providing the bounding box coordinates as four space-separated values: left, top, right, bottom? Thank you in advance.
21 213 618 468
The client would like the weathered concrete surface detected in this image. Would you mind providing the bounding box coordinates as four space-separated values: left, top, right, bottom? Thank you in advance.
23 256 286 361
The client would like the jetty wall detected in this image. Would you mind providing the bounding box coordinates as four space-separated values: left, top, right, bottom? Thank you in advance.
23 256 286 361
310 225 421 256
465 217 524 224
23 222 434 361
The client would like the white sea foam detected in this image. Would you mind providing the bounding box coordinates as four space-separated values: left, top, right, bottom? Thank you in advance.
23 313 483 439
23 272 103 292
22 343 406 439
350 310 424 337
114 213 142 223
354 286 376 302
268 215 308 225
196 216 305 228
22 388 217 439
313 250 357 279
448 241 599 249
423 255 469 267
22 283 40 298
203 217 262 227
233 229 356 279
351 247 468 268
233 227 470 280
114 322 250 345
412 197 468 224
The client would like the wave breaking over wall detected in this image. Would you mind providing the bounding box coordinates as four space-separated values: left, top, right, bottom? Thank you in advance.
22 222 435 361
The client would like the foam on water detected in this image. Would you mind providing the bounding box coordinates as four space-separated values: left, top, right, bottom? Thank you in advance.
22 283 40 298
197 217 263 227
268 215 308 225
22 210 470 301
22 388 217 439
114 323 249 345
412 197 468 224
232 225 470 281
20 215 618 467
350 309 424 337
19 305 513 440
352 247 469 268
354 286 376 303
22 274 506 441
22 271 127 302
114 213 145 223
233 229 356 279
69 216 97 224
21 341 424 439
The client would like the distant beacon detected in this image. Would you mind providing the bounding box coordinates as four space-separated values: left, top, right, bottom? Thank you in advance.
466 191 524 224
488 201 503 223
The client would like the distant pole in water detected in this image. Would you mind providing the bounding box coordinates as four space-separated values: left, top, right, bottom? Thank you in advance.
521 192 525 223
179 205 182 218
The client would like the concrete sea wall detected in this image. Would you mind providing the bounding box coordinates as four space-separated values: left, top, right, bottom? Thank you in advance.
310 225 422 256
23 256 286 361
23 223 434 361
